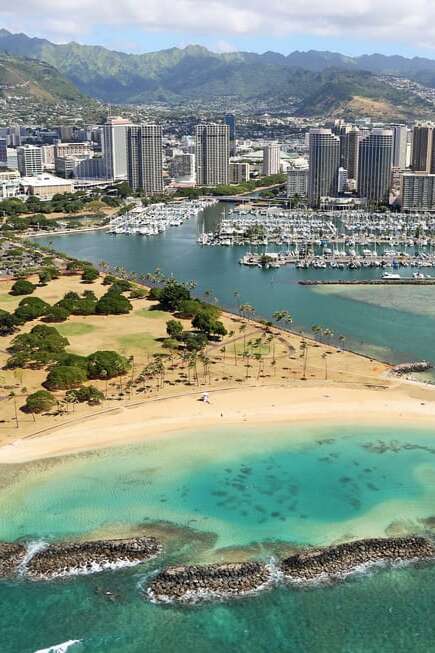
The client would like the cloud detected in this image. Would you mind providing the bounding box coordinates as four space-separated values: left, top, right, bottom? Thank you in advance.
1 0 435 49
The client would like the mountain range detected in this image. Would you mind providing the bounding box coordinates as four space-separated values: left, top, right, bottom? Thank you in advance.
1 29 435 118
0 53 87 103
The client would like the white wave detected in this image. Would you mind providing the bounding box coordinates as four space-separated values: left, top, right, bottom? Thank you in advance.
33 557 144 580
33 639 81 653
18 540 48 575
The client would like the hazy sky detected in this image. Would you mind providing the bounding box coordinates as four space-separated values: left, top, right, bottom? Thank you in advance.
1 0 435 57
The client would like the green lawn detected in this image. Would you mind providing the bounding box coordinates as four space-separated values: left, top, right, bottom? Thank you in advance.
57 323 98 336
117 333 160 354
135 308 168 320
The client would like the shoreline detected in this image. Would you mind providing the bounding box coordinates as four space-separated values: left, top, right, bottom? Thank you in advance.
1 380 435 464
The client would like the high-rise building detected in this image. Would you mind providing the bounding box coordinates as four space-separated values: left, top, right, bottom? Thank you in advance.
126 125 163 194
287 169 308 198
263 143 281 176
102 117 130 181
411 123 435 173
0 138 7 167
17 145 43 177
401 172 435 211
390 125 408 170
308 129 340 208
195 124 229 187
358 129 393 203
224 114 236 156
229 162 250 184
339 126 360 183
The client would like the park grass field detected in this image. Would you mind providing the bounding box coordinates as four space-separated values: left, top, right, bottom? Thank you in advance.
0 271 390 443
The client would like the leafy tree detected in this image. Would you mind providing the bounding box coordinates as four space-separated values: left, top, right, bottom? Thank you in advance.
103 275 117 286
166 319 183 340
81 267 99 283
43 306 70 323
192 310 227 339
38 267 59 285
108 278 131 293
129 287 147 299
157 280 191 312
44 365 88 390
56 352 89 369
0 310 19 336
87 350 131 379
24 390 56 414
14 297 51 323
8 326 63 357
95 291 132 315
10 279 35 296
65 385 104 405
181 332 208 352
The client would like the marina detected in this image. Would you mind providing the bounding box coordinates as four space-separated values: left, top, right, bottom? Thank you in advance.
108 199 217 236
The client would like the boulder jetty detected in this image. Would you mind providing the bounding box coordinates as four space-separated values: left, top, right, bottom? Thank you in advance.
280 536 434 582
26 536 161 579
148 561 272 602
0 542 26 577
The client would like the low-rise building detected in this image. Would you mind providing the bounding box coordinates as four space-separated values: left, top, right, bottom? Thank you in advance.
20 174 73 200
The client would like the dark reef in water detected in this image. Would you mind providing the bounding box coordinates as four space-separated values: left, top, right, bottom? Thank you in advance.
280 536 434 582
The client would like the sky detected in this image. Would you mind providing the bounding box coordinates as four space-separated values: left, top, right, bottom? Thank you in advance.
1 0 435 58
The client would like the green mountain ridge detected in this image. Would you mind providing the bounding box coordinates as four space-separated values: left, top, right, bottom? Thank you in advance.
0 30 434 118
0 52 88 103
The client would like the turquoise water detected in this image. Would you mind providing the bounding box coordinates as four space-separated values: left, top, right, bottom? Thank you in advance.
37 203 435 367
1 423 435 652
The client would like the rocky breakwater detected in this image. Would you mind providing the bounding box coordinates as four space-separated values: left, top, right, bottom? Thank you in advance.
0 542 26 577
26 536 161 579
280 536 434 583
149 561 272 603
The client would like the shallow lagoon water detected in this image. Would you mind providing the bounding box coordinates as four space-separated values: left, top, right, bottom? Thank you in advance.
1 422 435 652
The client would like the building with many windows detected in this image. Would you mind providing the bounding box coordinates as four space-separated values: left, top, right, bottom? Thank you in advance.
287 168 308 198
308 129 340 207
263 143 281 176
229 162 250 184
102 117 131 181
358 129 393 203
127 125 163 193
411 123 435 173
401 172 435 211
195 124 229 187
17 145 43 177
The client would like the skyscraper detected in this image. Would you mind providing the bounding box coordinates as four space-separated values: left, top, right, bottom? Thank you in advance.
263 143 281 176
224 114 236 156
411 123 434 173
358 129 393 203
17 145 43 177
308 129 340 208
339 126 360 183
390 125 408 170
126 125 163 194
195 124 229 187
102 117 130 181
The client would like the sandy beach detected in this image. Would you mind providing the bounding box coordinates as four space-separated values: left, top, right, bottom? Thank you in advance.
1 380 435 464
